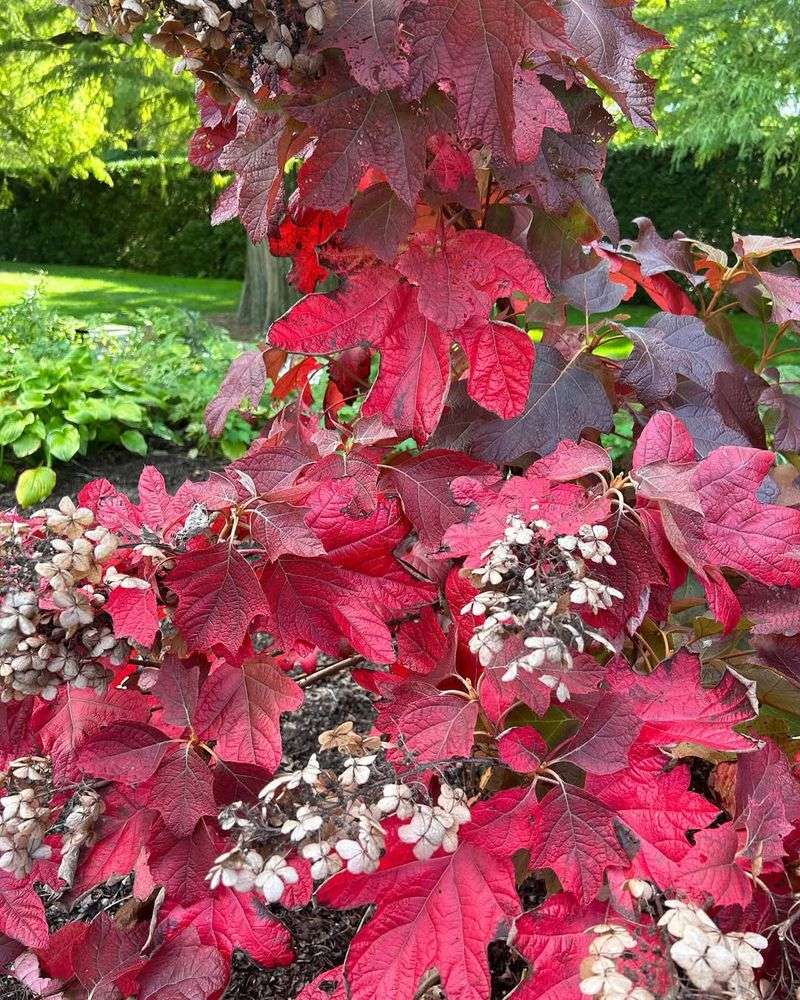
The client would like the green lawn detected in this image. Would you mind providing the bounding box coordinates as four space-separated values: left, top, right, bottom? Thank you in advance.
0 261 242 317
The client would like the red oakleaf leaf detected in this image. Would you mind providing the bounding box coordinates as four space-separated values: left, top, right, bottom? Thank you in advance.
249 500 325 561
152 656 200 730
690 445 800 587
0 872 49 949
512 68 571 163
297 967 347 1000
597 246 697 315
72 914 147 1000
227 443 315 498
105 584 160 647
7 954 63 999
395 607 456 678
549 695 641 775
320 0 407 91
375 680 479 762
587 744 719 891
269 205 349 294
553 0 666 128
270 269 450 440
193 658 303 771
498 726 547 772
383 448 501 549
580 521 670 637
757 268 800 326
36 923 87 982
672 825 752 908
305 482 409 573
204 351 267 438
296 80 427 211
341 182 416 261
215 112 289 243
511 893 608 1000
606 652 757 752
38 687 151 780
0 699 37 770
167 544 270 657
738 580 800 636
78 722 172 784
529 439 612 481
261 557 396 662
136 932 229 1000
527 785 629 903
455 317 536 418
735 742 800 863
632 411 696 468
620 313 738 406
465 344 614 464
168 887 294 969
761 383 800 452
147 818 221 909
148 746 217 837
73 792 155 897
405 0 569 151
318 789 534 1000
398 230 549 331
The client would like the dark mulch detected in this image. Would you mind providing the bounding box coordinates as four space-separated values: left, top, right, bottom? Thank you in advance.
225 678 375 999
0 444 227 510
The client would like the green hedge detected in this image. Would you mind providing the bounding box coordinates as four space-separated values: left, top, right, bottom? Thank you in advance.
2 150 798 280
0 159 246 279
606 147 800 244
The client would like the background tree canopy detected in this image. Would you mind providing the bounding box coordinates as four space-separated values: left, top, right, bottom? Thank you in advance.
629 0 800 175
0 0 194 180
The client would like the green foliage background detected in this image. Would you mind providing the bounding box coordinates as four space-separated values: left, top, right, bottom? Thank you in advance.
0 1 194 180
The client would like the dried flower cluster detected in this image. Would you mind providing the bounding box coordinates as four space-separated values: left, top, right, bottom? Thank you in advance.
579 901 770 1000
0 756 53 880
57 0 333 97
658 901 768 998
463 515 621 700
208 722 474 903
0 499 128 702
57 787 104 886
580 923 655 1000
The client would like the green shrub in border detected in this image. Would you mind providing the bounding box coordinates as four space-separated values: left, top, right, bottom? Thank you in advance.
0 294 266 503
0 159 246 280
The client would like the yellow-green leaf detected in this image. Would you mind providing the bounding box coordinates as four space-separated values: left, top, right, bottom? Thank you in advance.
15 467 57 507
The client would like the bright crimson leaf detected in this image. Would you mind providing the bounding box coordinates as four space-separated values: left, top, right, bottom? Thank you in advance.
167 544 270 657
193 657 303 772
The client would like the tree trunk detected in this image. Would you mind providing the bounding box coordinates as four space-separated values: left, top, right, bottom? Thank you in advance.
237 239 299 333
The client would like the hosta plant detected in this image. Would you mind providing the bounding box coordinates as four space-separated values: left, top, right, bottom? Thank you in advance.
1 0 799 998
0 298 269 506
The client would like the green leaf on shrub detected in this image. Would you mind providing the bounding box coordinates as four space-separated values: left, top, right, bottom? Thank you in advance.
220 437 248 461
16 390 51 410
15 467 57 507
12 432 42 458
47 425 81 461
64 398 112 424
114 400 144 424
0 411 34 445
120 429 147 455
0 463 15 485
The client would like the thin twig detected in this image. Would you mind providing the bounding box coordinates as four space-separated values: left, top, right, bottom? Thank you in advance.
297 655 364 688
413 970 442 999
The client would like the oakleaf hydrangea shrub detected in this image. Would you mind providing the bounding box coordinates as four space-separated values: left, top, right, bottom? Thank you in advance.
2 1 800 998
